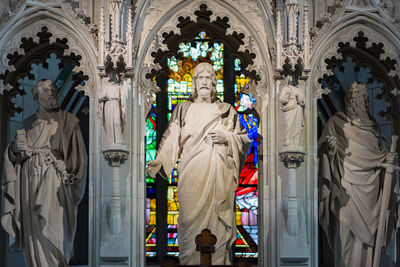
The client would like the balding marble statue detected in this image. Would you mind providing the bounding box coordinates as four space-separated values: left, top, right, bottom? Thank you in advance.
318 82 398 267
147 62 250 265
1 79 87 267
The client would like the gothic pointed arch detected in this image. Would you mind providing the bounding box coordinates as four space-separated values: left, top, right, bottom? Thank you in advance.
317 30 400 136
0 1 99 98
0 3 99 265
0 26 88 118
135 0 275 118
149 3 259 80
134 1 276 264
309 12 400 265
310 11 400 100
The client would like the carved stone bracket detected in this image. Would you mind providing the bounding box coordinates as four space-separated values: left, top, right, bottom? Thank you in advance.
103 149 129 167
280 151 305 169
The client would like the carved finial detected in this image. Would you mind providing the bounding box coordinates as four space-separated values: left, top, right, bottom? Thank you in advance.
284 0 299 45
109 0 125 41
276 9 283 70
303 3 310 71
98 6 105 69
99 0 133 80
126 6 133 69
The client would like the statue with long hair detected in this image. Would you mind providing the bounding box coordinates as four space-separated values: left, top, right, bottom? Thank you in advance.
318 82 398 267
147 62 250 265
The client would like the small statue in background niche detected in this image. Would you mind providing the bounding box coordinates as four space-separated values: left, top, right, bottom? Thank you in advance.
99 81 127 145
279 76 305 148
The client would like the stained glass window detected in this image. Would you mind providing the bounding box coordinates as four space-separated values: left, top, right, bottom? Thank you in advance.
146 99 157 257
233 62 259 258
146 31 259 260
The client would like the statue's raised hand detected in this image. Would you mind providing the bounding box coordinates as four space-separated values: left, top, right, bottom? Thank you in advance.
146 159 162 178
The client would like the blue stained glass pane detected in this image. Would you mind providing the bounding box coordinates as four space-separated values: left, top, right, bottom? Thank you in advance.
239 114 258 163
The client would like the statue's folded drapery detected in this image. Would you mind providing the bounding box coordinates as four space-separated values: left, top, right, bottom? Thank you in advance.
155 101 250 265
318 112 398 267
1 109 86 267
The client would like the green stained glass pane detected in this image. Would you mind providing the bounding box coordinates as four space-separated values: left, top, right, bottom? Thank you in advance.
234 58 241 71
146 110 157 258
168 57 179 72
146 177 155 183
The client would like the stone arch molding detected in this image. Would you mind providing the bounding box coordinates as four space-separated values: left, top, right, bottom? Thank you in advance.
310 15 400 100
135 0 276 118
0 1 98 98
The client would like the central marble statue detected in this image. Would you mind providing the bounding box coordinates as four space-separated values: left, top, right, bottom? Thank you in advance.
147 62 250 264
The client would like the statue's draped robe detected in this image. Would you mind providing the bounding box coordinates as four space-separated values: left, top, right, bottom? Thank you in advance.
280 85 304 146
318 112 397 267
102 84 124 144
155 102 250 265
1 109 86 267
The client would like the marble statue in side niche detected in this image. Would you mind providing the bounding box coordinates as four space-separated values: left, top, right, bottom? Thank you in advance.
318 82 398 267
279 77 305 148
146 62 250 265
1 79 87 267
99 81 127 145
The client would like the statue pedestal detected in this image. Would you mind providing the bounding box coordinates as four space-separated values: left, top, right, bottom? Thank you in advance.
279 199 309 266
279 148 308 265
103 147 129 235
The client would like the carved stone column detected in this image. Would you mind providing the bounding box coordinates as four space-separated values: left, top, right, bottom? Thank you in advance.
279 150 304 235
275 1 311 265
279 149 308 265
103 149 129 234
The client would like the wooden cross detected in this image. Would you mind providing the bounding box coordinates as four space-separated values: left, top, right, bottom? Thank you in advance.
195 229 217 267
162 228 250 267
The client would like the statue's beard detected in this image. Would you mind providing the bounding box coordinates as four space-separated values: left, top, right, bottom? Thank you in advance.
39 96 60 112
345 96 371 124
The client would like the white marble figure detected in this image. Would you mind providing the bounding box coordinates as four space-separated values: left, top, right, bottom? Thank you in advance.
146 62 250 265
318 82 398 267
1 79 87 267
100 81 126 145
279 78 305 147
